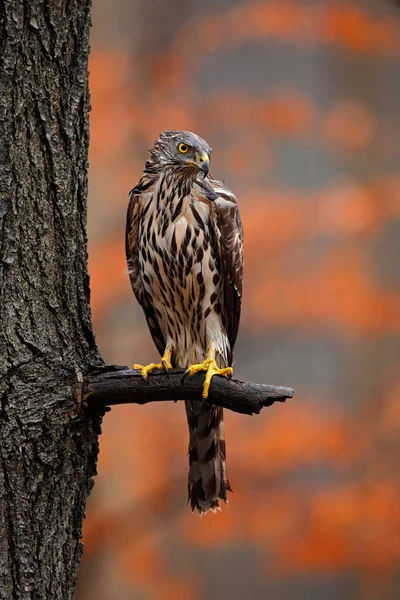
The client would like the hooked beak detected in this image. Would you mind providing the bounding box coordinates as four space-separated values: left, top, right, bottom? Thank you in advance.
199 160 209 176
197 151 210 177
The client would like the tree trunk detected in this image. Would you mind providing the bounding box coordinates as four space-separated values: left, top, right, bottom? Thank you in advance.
0 1 103 598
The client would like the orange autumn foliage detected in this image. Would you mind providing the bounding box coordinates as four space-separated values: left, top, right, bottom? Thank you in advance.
189 2 400 57
323 102 376 152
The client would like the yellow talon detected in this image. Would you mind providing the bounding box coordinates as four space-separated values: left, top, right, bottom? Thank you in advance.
187 354 233 399
133 347 173 379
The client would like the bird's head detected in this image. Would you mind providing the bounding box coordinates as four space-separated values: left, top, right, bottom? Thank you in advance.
146 130 211 177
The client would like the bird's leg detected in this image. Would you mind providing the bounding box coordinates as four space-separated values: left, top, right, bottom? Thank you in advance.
133 346 173 380
185 342 233 399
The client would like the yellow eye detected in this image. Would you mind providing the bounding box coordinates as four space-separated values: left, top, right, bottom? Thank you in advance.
178 143 189 153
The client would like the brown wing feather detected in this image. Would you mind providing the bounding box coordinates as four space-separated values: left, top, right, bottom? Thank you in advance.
210 181 244 365
125 187 166 356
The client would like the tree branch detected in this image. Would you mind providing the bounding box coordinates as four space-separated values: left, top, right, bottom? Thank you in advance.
83 366 294 416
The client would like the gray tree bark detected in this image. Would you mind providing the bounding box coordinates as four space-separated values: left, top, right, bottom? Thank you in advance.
0 1 103 598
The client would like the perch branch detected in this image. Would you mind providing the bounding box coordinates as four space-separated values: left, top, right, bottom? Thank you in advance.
83 367 294 416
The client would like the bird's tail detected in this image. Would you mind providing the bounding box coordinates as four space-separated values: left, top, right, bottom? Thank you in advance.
185 400 231 514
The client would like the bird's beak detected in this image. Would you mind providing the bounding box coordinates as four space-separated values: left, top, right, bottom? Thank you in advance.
196 152 209 177
200 160 209 176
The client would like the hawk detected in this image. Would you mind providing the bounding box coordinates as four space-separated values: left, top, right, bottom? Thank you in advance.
126 131 243 513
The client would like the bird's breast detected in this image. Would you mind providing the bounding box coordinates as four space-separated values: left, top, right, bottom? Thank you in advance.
139 188 228 364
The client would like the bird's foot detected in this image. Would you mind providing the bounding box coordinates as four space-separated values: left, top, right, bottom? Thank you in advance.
185 358 233 399
133 347 173 380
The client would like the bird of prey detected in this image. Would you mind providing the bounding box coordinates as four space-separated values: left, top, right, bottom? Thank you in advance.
126 131 243 513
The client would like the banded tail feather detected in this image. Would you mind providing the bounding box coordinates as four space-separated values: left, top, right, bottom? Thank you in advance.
185 400 231 513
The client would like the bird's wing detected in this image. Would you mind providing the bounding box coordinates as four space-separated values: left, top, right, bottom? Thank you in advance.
125 186 166 356
209 180 244 364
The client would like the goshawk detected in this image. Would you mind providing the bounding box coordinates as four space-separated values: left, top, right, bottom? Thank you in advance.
126 131 243 513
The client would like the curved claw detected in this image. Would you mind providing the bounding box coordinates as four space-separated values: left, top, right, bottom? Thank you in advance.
133 347 173 381
181 368 190 385
132 364 150 382
161 359 170 377
185 358 233 399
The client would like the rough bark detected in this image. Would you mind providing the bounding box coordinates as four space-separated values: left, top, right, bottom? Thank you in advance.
0 1 103 598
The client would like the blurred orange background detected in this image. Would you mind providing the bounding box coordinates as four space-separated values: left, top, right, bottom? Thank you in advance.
77 1 400 598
